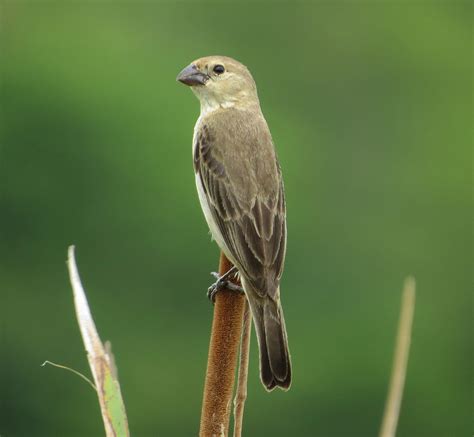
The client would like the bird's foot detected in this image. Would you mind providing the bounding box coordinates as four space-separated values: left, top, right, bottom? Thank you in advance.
207 267 244 303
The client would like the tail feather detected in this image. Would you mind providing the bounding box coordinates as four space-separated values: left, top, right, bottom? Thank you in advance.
264 300 290 385
247 289 291 391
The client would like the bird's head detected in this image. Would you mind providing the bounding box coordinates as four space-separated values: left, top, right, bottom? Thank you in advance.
177 56 259 112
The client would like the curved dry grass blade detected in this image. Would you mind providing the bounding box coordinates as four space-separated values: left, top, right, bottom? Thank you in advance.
379 277 416 437
41 360 96 391
67 245 130 437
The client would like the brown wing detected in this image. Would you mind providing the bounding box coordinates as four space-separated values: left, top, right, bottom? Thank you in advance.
194 114 286 298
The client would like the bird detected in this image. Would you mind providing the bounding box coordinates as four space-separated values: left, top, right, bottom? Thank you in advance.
177 56 291 391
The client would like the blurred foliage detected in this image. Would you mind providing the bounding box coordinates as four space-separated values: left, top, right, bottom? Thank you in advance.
0 1 471 436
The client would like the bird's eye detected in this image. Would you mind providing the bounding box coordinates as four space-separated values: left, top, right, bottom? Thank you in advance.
213 64 225 75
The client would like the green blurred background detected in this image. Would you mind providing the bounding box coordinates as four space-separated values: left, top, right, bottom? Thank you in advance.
1 1 471 436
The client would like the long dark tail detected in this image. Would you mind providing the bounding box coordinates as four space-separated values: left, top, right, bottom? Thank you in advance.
247 287 291 391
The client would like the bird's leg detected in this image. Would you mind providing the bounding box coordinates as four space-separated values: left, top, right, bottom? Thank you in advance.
211 266 238 282
207 266 244 303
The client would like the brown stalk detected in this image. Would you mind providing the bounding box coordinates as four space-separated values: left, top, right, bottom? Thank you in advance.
233 300 251 437
199 252 246 437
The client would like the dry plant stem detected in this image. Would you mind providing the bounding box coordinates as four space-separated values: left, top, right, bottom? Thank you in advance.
379 277 416 437
200 253 246 437
233 300 251 437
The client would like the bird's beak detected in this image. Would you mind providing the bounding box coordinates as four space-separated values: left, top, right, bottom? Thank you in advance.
176 64 209 86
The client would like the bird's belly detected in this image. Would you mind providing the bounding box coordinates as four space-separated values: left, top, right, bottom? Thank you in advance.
195 174 234 262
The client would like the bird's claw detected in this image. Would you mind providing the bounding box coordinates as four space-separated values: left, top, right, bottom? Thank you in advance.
207 268 244 303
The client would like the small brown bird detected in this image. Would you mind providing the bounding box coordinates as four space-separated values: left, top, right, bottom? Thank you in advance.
177 56 291 391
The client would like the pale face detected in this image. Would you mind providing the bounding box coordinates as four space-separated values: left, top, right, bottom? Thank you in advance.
177 56 258 112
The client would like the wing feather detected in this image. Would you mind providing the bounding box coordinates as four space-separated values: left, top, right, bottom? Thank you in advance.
194 114 286 298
